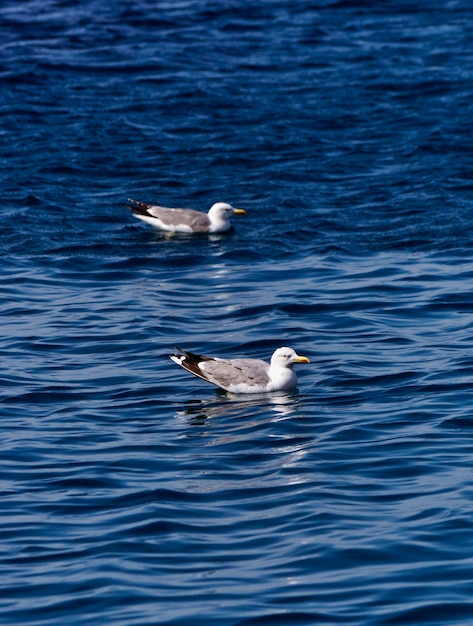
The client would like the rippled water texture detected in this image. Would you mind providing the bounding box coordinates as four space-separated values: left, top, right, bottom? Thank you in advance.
2 1 473 624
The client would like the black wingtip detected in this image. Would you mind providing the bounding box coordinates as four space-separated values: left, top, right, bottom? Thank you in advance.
124 198 150 215
168 346 184 359
170 347 213 362
123 198 138 212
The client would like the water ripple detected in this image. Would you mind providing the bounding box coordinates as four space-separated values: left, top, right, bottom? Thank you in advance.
2 0 473 624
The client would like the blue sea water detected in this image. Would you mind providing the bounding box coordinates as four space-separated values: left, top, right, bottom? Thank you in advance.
2 0 473 624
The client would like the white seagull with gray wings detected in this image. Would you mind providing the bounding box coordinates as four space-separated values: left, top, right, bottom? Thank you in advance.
170 347 310 394
126 198 246 233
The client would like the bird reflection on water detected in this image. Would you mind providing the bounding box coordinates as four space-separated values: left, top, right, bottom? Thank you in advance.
174 390 304 425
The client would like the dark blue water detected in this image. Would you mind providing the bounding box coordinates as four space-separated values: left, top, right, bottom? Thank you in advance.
2 1 473 624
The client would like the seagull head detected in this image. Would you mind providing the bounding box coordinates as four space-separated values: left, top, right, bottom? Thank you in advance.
270 347 310 369
208 202 246 219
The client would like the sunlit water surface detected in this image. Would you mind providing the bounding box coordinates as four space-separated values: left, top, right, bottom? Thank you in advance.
2 1 473 624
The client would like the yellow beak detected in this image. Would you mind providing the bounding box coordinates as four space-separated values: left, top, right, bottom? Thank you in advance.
233 208 246 215
295 355 310 363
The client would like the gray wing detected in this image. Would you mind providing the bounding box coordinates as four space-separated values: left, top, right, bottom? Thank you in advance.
127 199 211 232
200 358 270 390
149 207 210 232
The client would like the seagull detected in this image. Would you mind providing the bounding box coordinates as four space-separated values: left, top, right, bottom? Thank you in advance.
169 347 310 394
126 198 246 233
